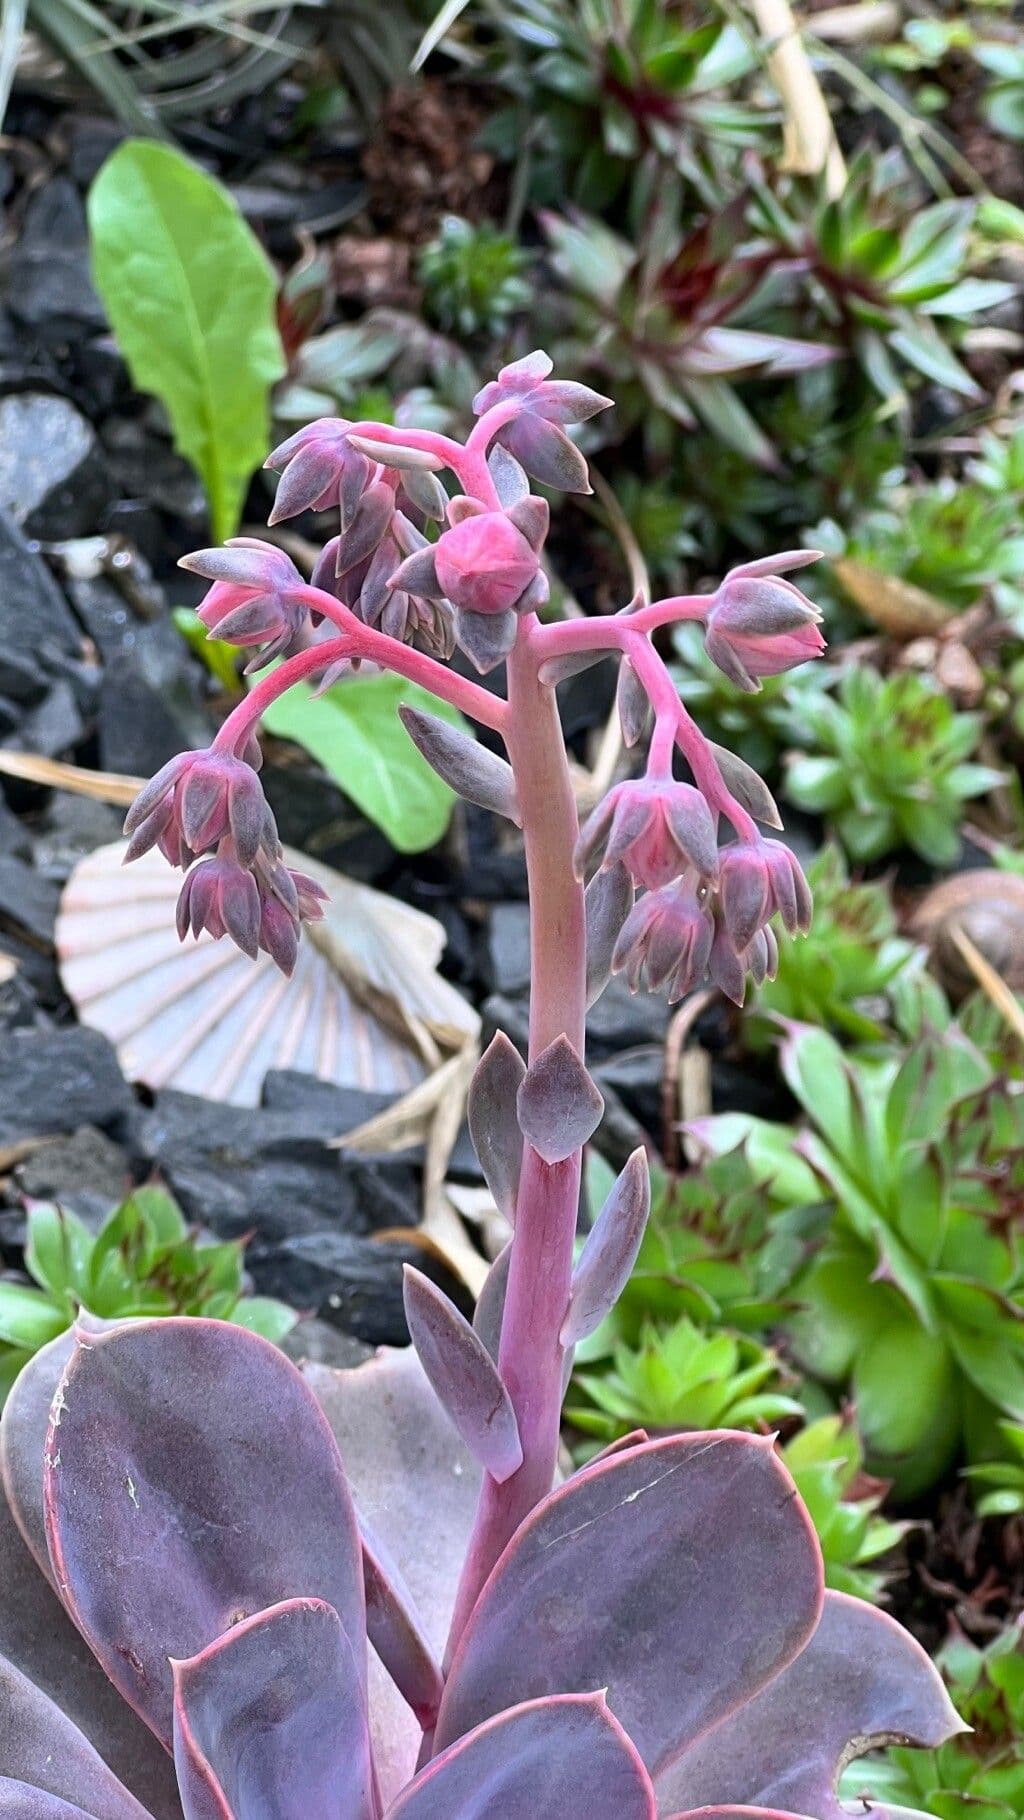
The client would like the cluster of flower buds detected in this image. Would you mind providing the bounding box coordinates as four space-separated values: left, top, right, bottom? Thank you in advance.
389 494 549 673
181 539 310 673
577 766 812 1005
473 351 613 494
123 744 326 975
702 551 826 692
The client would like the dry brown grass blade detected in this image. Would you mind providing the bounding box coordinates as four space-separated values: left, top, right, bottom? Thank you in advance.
748 0 846 193
947 924 1024 1049
0 752 142 805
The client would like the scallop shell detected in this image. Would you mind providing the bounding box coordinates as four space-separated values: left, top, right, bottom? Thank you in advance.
56 842 478 1107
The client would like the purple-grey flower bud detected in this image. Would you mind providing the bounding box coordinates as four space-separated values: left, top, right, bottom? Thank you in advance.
611 883 714 1002
576 776 719 891
704 554 825 692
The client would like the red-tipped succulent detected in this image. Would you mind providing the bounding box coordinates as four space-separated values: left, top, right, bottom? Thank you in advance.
5 354 958 1814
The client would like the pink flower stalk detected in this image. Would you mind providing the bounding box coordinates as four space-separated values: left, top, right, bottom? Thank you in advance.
120 358 832 1679
575 776 719 890
705 551 826 692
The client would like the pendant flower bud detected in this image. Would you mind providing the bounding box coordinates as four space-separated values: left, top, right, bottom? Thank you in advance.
388 496 549 673
265 419 372 528
181 540 310 671
176 852 262 959
718 836 813 952
253 855 329 976
575 776 719 891
612 883 714 1002
472 352 612 494
708 909 781 1006
705 551 825 692
123 747 270 871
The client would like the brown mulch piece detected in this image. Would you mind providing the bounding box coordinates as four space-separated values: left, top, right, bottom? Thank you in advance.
886 1485 1024 1656
362 79 503 243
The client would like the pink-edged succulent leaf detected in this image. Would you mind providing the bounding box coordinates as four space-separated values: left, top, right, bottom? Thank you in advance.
561 1147 650 1346
44 1319 366 1751
0 1657 151 1818
302 1348 480 1805
403 1269 523 1484
0 1428 178 1817
585 862 635 1008
616 659 651 749
397 708 520 825
361 1526 444 1729
487 444 530 507
658 1591 964 1820
346 435 443 471
0 1785 120 1820
385 1695 656 1820
434 1432 823 1776
2 1324 90 1579
468 1033 526 1222
472 1242 512 1363
708 745 783 831
500 416 592 494
516 1035 604 1165
172 1597 377 1820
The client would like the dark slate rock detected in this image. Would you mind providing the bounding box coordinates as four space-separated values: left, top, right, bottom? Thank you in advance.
14 1125 132 1226
100 418 207 525
31 792 124 876
0 394 111 539
0 512 83 683
0 1027 133 1146
249 1231 416 1345
3 180 106 341
64 117 126 188
138 1091 420 1247
487 901 530 994
260 1070 397 1138
281 1316 372 1371
0 650 47 707
593 1046 664 1145
0 792 30 859
0 971 51 1034
587 974 668 1054
5 680 86 760
0 856 60 946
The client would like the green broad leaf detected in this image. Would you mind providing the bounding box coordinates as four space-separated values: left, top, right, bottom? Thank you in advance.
787 1246 887 1382
229 1297 300 1343
777 1024 859 1163
88 141 285 543
977 196 1024 244
854 1318 960 1493
24 1204 93 1308
259 671 468 854
0 1283 67 1352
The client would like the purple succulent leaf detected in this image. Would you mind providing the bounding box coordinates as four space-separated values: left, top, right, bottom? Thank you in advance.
472 1242 512 1363
0 1485 177 1817
1 1327 81 1582
585 861 635 1008
617 659 651 749
658 1592 964 1820
664 1808 818 1820
266 441 345 523
505 495 549 552
730 550 823 580
453 605 518 674
403 1269 523 1484
708 745 783 830
500 416 592 495
0 1784 125 1820
400 468 449 521
486 445 530 507
467 1033 526 1222
336 483 396 576
562 1148 650 1346
434 1432 823 1776
528 381 614 425
388 546 441 599
385 1694 656 1820
302 1348 480 1804
172 1598 377 1820
43 1319 366 1752
397 708 520 825
361 1527 444 1730
177 543 294 588
0 1658 151 1819
516 1035 604 1165
347 435 443 472
537 647 611 687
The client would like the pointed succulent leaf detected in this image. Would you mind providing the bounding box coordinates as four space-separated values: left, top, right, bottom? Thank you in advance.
403 1269 523 1484
388 545 441 598
385 1694 656 1820
397 708 520 824
516 1035 604 1165
487 444 530 507
657 1591 964 1819
0 1657 150 1818
302 1348 480 1805
468 1033 526 1222
506 495 550 552
434 1433 823 1774
361 1527 444 1729
537 647 611 686
44 1319 366 1751
346 434 443 471
501 417 592 494
172 1598 376 1820
585 862 635 1007
617 659 651 748
709 744 783 830
335 482 395 576
472 1242 512 1363
562 1148 650 1345
454 605 518 674
401 468 448 520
